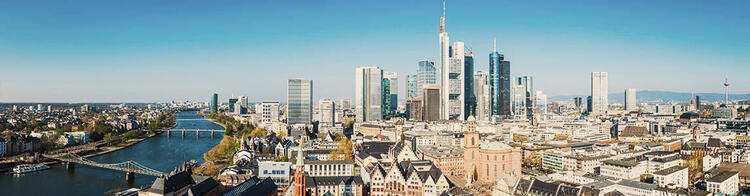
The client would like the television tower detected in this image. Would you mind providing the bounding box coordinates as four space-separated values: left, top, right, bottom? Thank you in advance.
724 76 729 105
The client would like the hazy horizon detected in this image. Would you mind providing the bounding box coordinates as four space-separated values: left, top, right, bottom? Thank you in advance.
1 0 748 103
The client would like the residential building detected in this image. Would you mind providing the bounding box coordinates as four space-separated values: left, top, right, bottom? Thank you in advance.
287 79 313 125
303 176 365 196
417 145 464 176
369 160 451 196
600 159 647 180
706 171 739 195
591 72 608 115
653 166 688 189
256 102 280 123
355 66 383 122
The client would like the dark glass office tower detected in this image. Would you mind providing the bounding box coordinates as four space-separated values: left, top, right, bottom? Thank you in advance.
210 93 218 113
489 40 511 117
464 54 475 119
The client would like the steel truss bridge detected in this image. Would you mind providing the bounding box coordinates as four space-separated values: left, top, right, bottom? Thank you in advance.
166 129 224 136
43 153 165 176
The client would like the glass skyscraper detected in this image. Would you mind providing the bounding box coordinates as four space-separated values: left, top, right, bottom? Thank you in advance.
210 93 218 113
407 74 418 99
464 54 475 119
287 79 313 125
355 66 383 122
417 60 437 98
489 39 511 118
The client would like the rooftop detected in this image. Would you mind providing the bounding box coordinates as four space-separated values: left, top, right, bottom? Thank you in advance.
706 171 739 183
653 166 687 176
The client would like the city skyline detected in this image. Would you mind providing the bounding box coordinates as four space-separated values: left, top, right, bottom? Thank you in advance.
1 0 749 103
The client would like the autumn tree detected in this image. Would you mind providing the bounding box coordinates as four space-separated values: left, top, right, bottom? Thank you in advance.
329 138 353 160
684 154 703 183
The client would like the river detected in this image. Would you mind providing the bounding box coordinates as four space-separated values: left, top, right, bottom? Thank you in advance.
0 111 224 195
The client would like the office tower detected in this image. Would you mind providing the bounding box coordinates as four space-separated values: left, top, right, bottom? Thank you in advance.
535 91 548 117
423 84 441 121
586 96 593 114
256 102 280 123
573 97 583 109
340 98 353 110
228 98 238 113
318 99 336 126
382 78 391 119
406 98 423 121
512 84 526 118
12 105 17 111
210 93 218 113
489 38 512 117
695 96 701 111
514 76 534 121
37 104 42 111
235 102 247 114
417 60 437 98
383 72 398 118
407 74 418 99
238 96 248 108
441 41 466 120
287 79 313 125
47 105 51 112
463 52 475 120
474 71 490 121
355 66 383 122
625 88 636 112
590 72 609 115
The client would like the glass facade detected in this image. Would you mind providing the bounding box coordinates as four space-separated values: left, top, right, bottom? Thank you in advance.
287 79 313 125
464 55 475 119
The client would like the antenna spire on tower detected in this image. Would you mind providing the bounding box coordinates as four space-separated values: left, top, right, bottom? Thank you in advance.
442 0 446 18
493 37 497 52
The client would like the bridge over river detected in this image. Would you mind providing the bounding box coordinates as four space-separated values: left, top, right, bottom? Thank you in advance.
43 152 165 182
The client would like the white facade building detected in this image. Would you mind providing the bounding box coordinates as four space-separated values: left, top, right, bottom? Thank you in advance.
318 99 336 126
625 88 636 112
591 72 608 115
355 66 383 122
256 102 280 123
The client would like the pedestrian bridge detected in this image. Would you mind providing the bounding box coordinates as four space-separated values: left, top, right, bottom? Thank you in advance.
43 153 165 179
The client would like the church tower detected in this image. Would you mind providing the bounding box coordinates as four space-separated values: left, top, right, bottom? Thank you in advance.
464 115 479 184
293 139 306 196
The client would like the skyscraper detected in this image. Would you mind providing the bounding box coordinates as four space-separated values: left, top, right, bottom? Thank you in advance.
573 97 583 112
625 88 636 112
489 38 511 117
355 66 383 122
442 41 466 120
210 93 218 113
463 51 475 120
590 72 609 115
586 96 593 114
417 60 437 98
382 77 391 119
318 99 336 126
383 72 398 118
513 76 534 121
474 71 490 121
438 0 451 120
423 84 441 122
228 98 238 113
407 74 418 99
287 79 313 125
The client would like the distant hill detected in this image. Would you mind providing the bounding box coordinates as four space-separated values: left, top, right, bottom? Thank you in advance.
549 90 750 104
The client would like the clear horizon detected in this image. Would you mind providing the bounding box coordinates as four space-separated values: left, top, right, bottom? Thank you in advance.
1 0 748 103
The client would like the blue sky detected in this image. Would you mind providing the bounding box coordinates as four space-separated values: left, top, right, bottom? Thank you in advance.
0 0 748 103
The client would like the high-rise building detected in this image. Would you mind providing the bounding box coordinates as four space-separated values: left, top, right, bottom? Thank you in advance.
423 84 441 122
318 99 336 126
287 79 313 125
417 60 437 98
489 38 511 118
590 72 609 115
406 98 423 121
586 96 593 114
463 52 475 120
210 93 218 113
340 98 353 110
228 98 238 113
382 78 392 119
535 91 548 118
442 41 466 120
407 74 418 99
573 97 583 112
695 96 701 111
238 96 248 108
355 66 383 122
513 76 534 121
473 71 490 121
625 88 637 112
383 72 398 118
